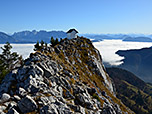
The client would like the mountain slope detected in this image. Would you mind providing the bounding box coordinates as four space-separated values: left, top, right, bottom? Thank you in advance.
107 67 152 114
0 32 17 43
0 37 133 113
116 47 152 82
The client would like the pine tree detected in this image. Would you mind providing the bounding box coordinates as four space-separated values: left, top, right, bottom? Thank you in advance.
55 38 59 45
50 37 55 46
40 40 44 47
0 42 19 70
0 42 22 83
45 42 48 47
34 41 40 51
50 37 59 47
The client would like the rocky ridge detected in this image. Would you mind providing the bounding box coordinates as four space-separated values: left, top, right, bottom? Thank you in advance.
0 37 133 114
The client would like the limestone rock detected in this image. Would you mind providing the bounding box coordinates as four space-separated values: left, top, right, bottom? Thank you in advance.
0 93 10 103
18 95 38 113
0 37 134 114
40 105 58 114
17 87 27 97
7 108 19 114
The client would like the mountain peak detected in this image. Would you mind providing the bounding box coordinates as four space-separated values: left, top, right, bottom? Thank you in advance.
0 37 134 113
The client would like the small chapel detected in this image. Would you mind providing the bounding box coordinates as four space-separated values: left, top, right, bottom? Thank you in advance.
67 29 78 39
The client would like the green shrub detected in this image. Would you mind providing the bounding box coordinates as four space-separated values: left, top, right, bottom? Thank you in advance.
92 93 100 102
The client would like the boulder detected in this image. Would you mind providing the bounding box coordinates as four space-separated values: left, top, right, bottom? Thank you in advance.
18 95 38 113
0 93 10 103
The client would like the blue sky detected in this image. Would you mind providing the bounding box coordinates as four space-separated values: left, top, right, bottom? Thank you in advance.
0 0 152 34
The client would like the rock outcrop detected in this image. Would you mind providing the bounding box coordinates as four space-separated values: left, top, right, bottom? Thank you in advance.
0 37 134 114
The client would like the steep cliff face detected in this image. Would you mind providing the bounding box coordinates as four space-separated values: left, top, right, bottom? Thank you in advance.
0 37 133 114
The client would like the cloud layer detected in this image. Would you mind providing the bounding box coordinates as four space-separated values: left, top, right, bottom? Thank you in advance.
93 40 152 66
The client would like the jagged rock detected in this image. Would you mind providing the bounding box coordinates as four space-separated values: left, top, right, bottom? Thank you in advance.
0 93 10 103
67 104 79 112
87 110 94 114
40 96 51 105
96 110 103 114
114 104 122 114
102 102 121 114
6 108 19 114
54 100 72 114
79 106 85 114
30 53 41 62
0 37 134 114
37 62 54 77
75 93 94 109
63 88 75 99
87 87 97 95
93 99 102 110
60 77 71 89
73 85 84 95
5 101 17 111
48 96 56 103
0 105 6 113
17 87 27 97
40 105 58 114
18 95 38 113
102 107 117 114
102 91 108 97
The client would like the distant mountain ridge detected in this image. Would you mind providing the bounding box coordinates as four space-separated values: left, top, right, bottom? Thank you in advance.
84 34 152 42
1 30 152 43
123 36 152 42
83 34 128 40
12 30 67 43
0 30 67 43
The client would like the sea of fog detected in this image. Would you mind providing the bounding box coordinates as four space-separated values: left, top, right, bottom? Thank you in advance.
0 44 34 59
0 40 152 66
93 40 152 66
